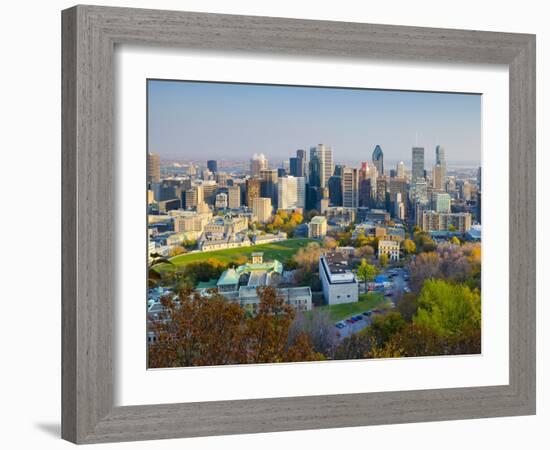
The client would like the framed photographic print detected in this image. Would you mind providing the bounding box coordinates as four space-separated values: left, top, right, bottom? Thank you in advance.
62 5 536 444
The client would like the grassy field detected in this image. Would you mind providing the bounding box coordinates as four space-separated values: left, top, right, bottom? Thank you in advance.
309 292 391 322
167 238 314 268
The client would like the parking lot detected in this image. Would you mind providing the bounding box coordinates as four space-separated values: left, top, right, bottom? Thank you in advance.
335 267 410 340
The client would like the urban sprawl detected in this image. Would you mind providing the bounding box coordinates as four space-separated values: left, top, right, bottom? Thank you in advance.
147 143 482 367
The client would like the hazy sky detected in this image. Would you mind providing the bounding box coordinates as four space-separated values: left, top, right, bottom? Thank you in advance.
148 79 481 166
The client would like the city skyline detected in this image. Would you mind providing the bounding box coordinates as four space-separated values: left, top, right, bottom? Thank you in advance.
148 80 482 165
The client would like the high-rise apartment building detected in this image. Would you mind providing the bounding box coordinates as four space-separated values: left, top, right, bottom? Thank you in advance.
421 211 472 233
252 197 273 223
372 145 384 175
278 176 305 210
412 147 425 184
147 152 161 183
341 167 359 208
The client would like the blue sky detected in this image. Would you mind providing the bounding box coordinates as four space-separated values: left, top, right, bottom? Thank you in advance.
148 80 481 165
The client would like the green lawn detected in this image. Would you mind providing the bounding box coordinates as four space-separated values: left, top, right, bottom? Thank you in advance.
166 238 314 268
309 292 391 322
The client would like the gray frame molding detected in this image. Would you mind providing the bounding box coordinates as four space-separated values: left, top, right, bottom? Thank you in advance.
62 5 536 444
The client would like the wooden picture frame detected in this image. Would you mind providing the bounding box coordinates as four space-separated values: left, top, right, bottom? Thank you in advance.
62 5 536 444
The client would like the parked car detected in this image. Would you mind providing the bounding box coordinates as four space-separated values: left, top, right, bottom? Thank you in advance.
363 311 372 317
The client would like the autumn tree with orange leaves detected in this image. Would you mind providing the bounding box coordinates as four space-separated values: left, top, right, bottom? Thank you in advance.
148 286 322 368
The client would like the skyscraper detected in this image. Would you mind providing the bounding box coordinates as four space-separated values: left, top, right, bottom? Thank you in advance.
372 145 384 175
358 162 377 208
296 149 307 179
309 144 334 189
328 175 343 206
290 149 306 177
432 192 451 213
260 168 278 207
341 167 359 208
375 176 388 209
396 161 405 178
227 185 241 209
435 145 446 181
207 160 218 174
246 178 261 207
412 147 425 184
252 197 273 223
432 164 444 190
250 153 268 178
278 176 305 210
147 152 160 183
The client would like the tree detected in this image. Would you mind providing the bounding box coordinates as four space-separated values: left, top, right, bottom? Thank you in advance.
272 215 284 228
379 253 389 267
322 236 338 249
450 236 461 245
293 242 322 273
396 292 419 322
168 246 186 257
355 244 375 259
356 258 378 291
414 231 437 253
289 310 338 357
401 238 416 255
148 286 322 367
413 279 481 338
290 211 303 225
367 312 406 348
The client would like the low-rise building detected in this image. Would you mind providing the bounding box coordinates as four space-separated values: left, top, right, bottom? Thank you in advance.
199 233 251 251
319 252 358 305
204 214 248 235
309 215 328 239
378 239 400 261
172 210 212 234
216 253 312 313
253 232 287 245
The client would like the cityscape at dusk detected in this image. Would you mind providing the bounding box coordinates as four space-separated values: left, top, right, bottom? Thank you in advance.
146 80 482 368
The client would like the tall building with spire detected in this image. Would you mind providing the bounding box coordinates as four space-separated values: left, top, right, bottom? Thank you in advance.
372 145 384 175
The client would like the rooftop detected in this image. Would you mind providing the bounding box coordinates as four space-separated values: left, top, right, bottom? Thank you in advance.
321 252 351 275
